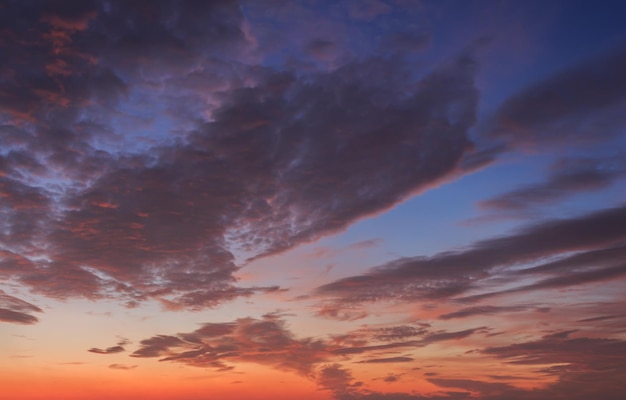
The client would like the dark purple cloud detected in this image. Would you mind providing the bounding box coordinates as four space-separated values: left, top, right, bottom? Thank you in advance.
315 204 626 311
0 0 251 308
0 0 480 310
478 155 626 213
462 44 626 194
486 45 626 148
0 291 42 325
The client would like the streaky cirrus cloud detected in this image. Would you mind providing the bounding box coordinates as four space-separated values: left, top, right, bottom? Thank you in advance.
478 155 626 212
315 204 626 313
485 44 626 148
465 43 626 174
0 290 42 325
437 305 546 320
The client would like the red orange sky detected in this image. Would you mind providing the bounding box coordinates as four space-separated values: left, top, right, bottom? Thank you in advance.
1 1 626 399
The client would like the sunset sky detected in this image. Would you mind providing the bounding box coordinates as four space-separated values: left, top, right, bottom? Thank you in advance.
1 1 626 399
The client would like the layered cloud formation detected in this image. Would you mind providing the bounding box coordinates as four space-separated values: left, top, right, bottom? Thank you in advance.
1 1 625 400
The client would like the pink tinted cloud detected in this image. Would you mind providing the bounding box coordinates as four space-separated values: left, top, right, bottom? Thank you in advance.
0 291 43 325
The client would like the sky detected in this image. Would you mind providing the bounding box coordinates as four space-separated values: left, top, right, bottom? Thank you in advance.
1 0 626 399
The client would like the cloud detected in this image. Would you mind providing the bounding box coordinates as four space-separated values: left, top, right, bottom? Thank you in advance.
132 314 330 376
88 337 131 354
333 329 626 400
380 32 431 54
130 314 488 397
0 291 42 325
315 204 626 311
0 309 39 325
486 44 626 148
0 0 481 310
577 314 623 323
335 391 470 400
332 327 484 356
437 305 538 320
344 0 392 21
129 310 626 400
427 378 515 397
459 247 626 303
108 363 137 370
357 356 414 364
382 373 402 382
476 332 626 400
478 155 626 212
88 346 125 355
0 0 250 309
317 364 358 395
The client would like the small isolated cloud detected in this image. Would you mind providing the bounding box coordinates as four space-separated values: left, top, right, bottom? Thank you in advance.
0 290 43 325
108 364 137 370
384 375 399 383
88 338 130 354
88 346 125 355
